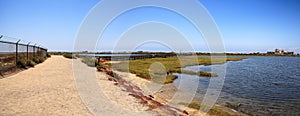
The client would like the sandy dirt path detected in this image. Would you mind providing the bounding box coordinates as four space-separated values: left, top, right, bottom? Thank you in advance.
0 56 91 115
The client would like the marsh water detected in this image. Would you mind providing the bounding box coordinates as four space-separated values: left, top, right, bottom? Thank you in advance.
173 56 300 115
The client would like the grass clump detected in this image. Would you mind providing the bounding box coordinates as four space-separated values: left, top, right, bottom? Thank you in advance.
26 60 35 67
81 57 98 67
199 71 218 77
80 57 106 72
96 65 104 71
17 59 27 68
181 102 233 116
33 57 44 64
181 70 218 77
46 53 51 57
17 59 37 68
225 102 241 111
63 53 76 59
163 75 178 84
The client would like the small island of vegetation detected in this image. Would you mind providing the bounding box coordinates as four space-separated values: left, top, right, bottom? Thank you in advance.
113 56 245 84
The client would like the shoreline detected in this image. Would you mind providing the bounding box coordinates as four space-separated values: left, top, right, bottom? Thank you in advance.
79 56 249 115
109 66 247 116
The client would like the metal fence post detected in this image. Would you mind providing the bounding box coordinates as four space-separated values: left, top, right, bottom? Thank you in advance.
16 40 21 64
27 42 30 61
37 45 40 57
33 44 37 58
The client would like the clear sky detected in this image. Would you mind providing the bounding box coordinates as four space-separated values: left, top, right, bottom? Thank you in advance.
1 0 300 53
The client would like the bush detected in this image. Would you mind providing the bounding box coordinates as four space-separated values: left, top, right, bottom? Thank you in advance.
81 57 98 67
17 59 27 68
33 57 44 64
39 57 45 63
46 53 51 57
63 53 76 59
33 57 39 63
26 60 35 67
96 65 104 71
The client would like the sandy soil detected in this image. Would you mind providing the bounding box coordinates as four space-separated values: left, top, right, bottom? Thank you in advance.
112 70 205 115
0 56 91 115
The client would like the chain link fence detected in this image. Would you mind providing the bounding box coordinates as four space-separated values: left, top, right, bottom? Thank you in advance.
0 35 47 73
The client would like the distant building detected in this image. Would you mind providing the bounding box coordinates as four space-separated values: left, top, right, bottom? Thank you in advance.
268 48 294 55
275 49 284 55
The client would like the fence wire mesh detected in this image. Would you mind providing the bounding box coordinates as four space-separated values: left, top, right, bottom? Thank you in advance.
0 36 47 73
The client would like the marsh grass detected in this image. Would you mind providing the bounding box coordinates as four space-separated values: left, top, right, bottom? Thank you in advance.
180 102 234 116
113 56 244 83
81 57 98 67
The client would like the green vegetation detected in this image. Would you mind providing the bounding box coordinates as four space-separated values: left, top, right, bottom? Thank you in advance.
17 59 38 68
180 102 234 116
96 65 104 71
17 59 27 68
181 70 218 77
33 57 45 64
225 102 241 111
113 56 244 83
63 53 76 59
26 60 36 67
81 57 99 67
46 53 51 57
80 57 106 72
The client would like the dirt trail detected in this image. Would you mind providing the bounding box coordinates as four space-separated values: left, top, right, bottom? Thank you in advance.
0 56 91 115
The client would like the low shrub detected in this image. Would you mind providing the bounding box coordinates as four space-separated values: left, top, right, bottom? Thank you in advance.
26 60 35 67
81 57 98 67
17 59 27 68
33 57 39 63
46 53 51 57
63 53 76 59
39 57 45 63
96 65 104 71
33 57 44 64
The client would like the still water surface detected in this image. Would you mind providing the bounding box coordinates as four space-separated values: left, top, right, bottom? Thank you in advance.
174 56 300 115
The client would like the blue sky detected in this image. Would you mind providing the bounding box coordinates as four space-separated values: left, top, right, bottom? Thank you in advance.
0 0 299 53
